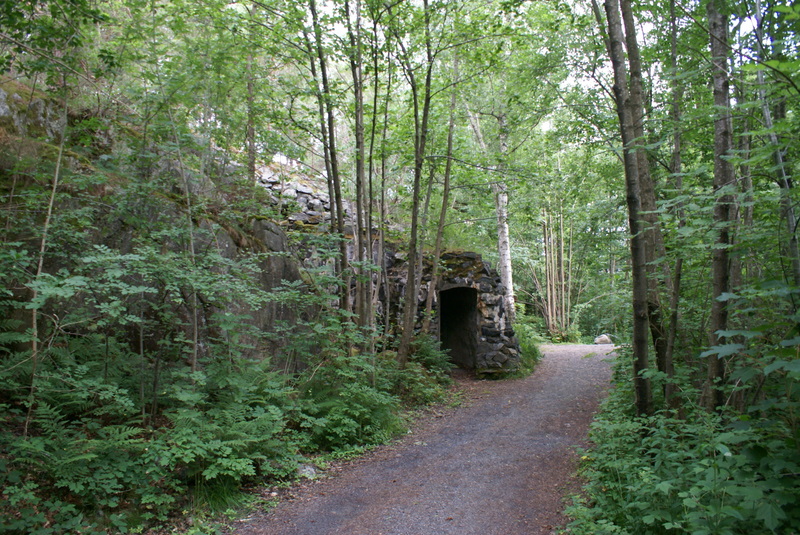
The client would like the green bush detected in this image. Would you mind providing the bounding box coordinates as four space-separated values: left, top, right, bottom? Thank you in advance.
298 353 404 452
514 314 545 374
566 370 800 535
409 333 454 382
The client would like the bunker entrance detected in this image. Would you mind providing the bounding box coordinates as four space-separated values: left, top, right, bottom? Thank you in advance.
439 287 479 369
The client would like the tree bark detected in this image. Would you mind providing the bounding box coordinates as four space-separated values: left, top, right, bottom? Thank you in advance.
494 113 516 326
309 0 350 313
601 0 652 416
246 54 257 186
619 0 670 388
754 0 800 289
705 0 736 411
422 55 459 333
395 0 434 365
345 0 370 327
664 0 683 409
493 180 515 327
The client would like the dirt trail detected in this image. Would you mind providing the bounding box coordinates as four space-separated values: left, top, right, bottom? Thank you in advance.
230 344 614 535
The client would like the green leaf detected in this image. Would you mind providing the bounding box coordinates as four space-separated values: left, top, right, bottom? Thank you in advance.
655 481 673 494
700 344 743 359
764 359 800 375
756 502 786 531
779 336 800 347
717 329 761 340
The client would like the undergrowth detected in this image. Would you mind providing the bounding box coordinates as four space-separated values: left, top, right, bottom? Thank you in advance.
0 328 454 534
565 341 800 535
512 313 545 376
0 189 454 534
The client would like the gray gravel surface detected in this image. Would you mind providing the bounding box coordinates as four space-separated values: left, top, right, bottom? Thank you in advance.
231 344 614 535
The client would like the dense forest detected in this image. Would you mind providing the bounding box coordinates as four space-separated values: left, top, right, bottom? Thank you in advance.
0 0 798 533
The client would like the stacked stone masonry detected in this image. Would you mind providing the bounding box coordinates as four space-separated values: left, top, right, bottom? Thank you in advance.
256 160 521 375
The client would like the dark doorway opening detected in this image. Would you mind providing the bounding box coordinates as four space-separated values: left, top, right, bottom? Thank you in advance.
439 287 479 369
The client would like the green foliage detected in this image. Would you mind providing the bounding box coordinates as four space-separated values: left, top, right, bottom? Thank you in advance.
297 349 408 452
567 325 800 534
513 313 544 374
568 407 800 534
0 0 108 76
409 334 455 385
396 334 454 405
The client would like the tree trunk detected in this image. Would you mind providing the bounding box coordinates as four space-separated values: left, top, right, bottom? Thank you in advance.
309 0 350 313
345 0 370 327
601 0 652 416
422 55 459 333
395 0 434 365
414 164 436 317
366 10 386 348
620 0 670 388
246 54 257 186
754 0 800 289
663 0 683 409
494 113 516 326
664 0 686 409
704 0 736 411
493 181 515 327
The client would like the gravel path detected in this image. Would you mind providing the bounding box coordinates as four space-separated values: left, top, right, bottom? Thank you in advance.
230 344 614 535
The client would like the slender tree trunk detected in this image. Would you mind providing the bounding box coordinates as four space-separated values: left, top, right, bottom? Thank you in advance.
246 54 257 186
619 0 670 385
302 27 335 233
538 206 573 339
415 164 437 308
23 92 68 438
493 180 515 327
559 209 566 333
754 0 800 288
494 114 516 326
345 0 369 327
380 68 393 345
567 220 574 329
396 0 434 365
366 11 385 348
310 0 350 313
423 54 459 333
301 24 342 309
664 0 683 409
543 211 555 335
705 0 736 411
602 0 652 416
465 107 516 328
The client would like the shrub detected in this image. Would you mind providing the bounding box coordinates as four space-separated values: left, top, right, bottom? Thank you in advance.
514 314 545 374
566 373 800 534
297 353 405 452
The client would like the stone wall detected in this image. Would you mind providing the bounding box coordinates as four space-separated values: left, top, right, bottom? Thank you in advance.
252 161 521 375
386 251 521 375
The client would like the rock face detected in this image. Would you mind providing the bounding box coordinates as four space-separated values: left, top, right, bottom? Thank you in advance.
254 162 337 226
0 80 65 141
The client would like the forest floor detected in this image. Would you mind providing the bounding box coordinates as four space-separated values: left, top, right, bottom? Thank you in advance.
225 344 614 535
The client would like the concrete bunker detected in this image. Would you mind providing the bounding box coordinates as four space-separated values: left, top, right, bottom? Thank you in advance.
439 286 479 369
